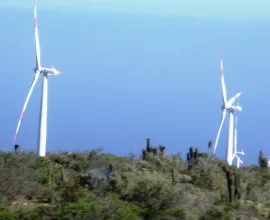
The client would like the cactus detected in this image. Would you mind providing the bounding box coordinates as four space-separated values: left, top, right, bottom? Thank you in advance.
171 168 175 186
227 171 233 203
260 150 263 158
259 150 268 168
234 174 241 200
208 141 212 149
187 152 190 161
221 165 234 203
153 147 158 156
187 153 192 168
186 147 209 168
189 147 194 161
259 150 263 166
159 145 166 154
14 144 20 154
146 138 151 153
142 150 146 160
194 148 198 160
143 138 166 160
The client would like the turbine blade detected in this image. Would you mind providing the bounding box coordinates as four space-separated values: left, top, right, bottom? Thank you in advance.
14 71 40 143
213 109 227 155
239 157 243 164
34 0 41 69
227 92 242 107
220 56 227 105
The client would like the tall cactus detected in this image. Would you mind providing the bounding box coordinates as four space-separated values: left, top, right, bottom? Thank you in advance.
187 152 190 161
259 150 268 168
194 148 198 160
221 165 234 203
186 147 207 168
234 174 241 200
153 147 158 156
208 141 212 160
171 168 175 186
142 138 166 160
189 147 194 161
187 153 192 168
14 144 20 154
142 150 146 160
208 141 212 149
146 138 151 153
159 145 166 154
227 171 233 203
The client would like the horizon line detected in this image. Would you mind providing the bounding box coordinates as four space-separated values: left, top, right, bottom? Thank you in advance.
2 6 270 22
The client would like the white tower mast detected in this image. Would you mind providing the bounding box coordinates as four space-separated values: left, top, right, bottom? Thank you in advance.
37 75 48 156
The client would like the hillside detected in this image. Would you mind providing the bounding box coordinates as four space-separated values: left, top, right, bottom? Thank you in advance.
0 139 270 220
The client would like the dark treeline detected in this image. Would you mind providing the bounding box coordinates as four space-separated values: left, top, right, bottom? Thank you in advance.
0 139 270 219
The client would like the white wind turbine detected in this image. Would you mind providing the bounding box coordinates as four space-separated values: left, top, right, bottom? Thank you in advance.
14 0 62 157
232 116 244 168
212 56 242 165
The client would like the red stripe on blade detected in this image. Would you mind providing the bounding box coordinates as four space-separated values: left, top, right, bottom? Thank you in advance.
19 112 24 121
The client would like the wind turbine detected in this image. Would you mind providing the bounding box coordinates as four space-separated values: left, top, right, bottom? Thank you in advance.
13 0 62 157
212 56 242 165
232 116 244 168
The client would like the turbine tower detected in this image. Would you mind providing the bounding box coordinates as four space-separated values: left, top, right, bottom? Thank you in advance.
212 56 242 165
232 116 244 168
14 0 62 157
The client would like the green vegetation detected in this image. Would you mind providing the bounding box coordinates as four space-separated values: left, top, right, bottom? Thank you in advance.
0 140 270 219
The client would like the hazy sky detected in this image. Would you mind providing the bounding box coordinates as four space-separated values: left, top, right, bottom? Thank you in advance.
1 0 270 20
1 1 270 166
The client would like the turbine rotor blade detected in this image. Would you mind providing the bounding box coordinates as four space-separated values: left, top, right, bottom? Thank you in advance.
34 0 41 69
213 109 227 155
220 56 227 106
14 71 40 143
236 154 243 165
227 92 242 107
239 157 243 164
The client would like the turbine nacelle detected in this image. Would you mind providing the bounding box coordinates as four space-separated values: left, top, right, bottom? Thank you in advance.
39 66 63 76
231 104 242 112
49 65 63 75
220 93 242 113
221 103 242 112
236 103 242 112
